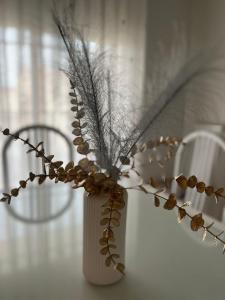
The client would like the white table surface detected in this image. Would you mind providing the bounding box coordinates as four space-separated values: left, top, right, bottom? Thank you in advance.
0 186 225 300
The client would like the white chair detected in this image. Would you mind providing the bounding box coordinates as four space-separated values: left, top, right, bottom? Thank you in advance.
2 124 74 223
173 130 225 217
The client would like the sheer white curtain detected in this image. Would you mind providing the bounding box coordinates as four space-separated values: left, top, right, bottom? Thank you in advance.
0 0 147 185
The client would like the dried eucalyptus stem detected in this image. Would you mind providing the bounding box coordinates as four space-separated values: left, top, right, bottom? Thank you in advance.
131 174 225 253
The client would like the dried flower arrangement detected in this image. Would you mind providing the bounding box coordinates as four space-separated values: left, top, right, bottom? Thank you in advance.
1 11 225 276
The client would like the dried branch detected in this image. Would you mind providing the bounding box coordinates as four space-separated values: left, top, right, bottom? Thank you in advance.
0 172 49 204
134 184 225 251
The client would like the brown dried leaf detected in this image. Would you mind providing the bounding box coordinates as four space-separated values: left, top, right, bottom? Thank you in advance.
38 175 46 184
187 175 197 188
52 161 63 169
29 172 36 182
102 208 111 216
71 106 78 112
111 218 120 227
105 256 112 267
36 149 44 157
70 98 77 105
11 188 19 197
112 201 125 210
164 193 177 210
100 218 110 226
65 161 74 172
73 137 84 145
205 186 214 196
76 109 85 119
196 182 205 193
99 237 108 246
0 197 7 202
102 178 116 190
49 169 56 179
79 158 90 168
93 173 106 184
215 188 224 196
103 228 114 240
176 175 187 189
36 141 44 148
115 263 125 274
71 121 80 128
150 177 160 188
88 165 99 173
45 155 54 162
77 142 89 155
19 180 27 188
69 92 76 97
100 246 109 255
191 213 204 231
2 128 10 135
3 193 10 198
58 167 65 173
112 210 121 219
178 207 186 223
72 128 81 136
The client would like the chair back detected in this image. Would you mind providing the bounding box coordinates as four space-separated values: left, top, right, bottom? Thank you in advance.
2 124 74 223
173 130 225 221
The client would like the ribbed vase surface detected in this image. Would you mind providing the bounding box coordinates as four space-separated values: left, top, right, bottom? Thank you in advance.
83 190 127 285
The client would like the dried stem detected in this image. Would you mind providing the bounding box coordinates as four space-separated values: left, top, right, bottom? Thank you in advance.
1 173 50 204
131 185 225 248
2 129 52 164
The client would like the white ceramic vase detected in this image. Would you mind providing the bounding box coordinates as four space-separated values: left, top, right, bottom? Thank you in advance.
83 190 127 285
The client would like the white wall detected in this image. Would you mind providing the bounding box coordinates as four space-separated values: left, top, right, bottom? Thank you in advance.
141 0 225 181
